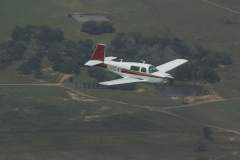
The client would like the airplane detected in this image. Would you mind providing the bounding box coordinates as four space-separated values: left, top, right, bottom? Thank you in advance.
85 44 188 86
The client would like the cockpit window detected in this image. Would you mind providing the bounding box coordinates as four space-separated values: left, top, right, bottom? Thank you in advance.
149 65 158 73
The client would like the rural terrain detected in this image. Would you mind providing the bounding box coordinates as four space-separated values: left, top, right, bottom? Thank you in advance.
0 0 240 159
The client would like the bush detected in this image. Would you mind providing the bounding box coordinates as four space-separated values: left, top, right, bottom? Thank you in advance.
203 127 214 141
0 25 93 75
18 56 42 74
53 58 80 74
81 21 115 35
109 32 232 83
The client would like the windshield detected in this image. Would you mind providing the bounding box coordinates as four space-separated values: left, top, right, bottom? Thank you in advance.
149 65 158 73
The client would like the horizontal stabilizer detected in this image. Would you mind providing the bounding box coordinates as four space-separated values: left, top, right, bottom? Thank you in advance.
99 77 146 86
85 60 103 66
156 59 188 73
104 56 117 61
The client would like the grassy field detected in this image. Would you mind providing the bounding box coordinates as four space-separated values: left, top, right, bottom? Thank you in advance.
84 88 183 107
0 64 38 83
173 98 240 130
0 0 240 159
0 85 239 159
1 0 240 46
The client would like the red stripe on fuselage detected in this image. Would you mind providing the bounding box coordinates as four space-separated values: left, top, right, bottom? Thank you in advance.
121 69 161 78
97 63 161 78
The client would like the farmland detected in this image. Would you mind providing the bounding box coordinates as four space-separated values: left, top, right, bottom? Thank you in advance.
0 0 240 159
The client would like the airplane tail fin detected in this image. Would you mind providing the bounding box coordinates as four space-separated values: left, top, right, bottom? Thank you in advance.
85 44 105 66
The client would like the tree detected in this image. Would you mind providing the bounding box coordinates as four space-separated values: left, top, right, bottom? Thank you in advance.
18 56 42 74
34 26 64 43
11 25 31 42
53 57 80 74
100 21 115 33
109 32 232 83
88 67 109 82
203 127 213 141
0 50 13 67
7 40 27 60
81 21 115 35
0 25 233 82
196 140 208 152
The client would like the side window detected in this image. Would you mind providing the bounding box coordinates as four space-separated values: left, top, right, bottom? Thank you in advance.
130 66 140 71
141 67 146 73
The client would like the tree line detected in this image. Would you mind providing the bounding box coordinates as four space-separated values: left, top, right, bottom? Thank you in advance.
108 32 232 83
0 25 93 75
81 21 115 35
0 25 232 83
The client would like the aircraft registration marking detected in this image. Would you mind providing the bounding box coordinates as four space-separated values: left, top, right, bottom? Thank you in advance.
107 65 121 72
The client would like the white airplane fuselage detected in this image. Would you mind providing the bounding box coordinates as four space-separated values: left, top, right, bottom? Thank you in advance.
85 44 188 86
100 60 171 84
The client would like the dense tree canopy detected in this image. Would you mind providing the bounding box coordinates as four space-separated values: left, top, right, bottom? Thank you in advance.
81 21 115 35
0 26 232 83
108 32 232 83
0 25 93 74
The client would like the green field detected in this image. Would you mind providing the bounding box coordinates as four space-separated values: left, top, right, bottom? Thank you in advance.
1 0 240 95
1 0 240 47
0 85 239 159
0 64 37 83
0 0 240 159
173 98 240 130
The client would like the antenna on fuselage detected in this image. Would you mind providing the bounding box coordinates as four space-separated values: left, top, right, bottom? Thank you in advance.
120 59 123 62
140 60 146 64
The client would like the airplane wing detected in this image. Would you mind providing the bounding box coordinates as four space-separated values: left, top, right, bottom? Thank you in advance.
156 59 188 73
99 77 146 86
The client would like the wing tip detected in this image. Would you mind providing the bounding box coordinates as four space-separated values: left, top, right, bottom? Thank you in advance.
98 82 109 86
177 59 188 63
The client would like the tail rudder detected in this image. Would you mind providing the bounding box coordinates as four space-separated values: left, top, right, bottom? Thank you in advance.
85 44 105 66
91 43 105 61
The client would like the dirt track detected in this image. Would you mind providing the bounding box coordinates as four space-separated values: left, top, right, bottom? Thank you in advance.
0 77 239 136
200 0 240 14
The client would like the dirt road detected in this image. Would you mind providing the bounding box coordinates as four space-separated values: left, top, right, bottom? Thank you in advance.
0 78 239 136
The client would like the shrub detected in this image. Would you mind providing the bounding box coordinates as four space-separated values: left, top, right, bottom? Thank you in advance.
81 21 115 35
